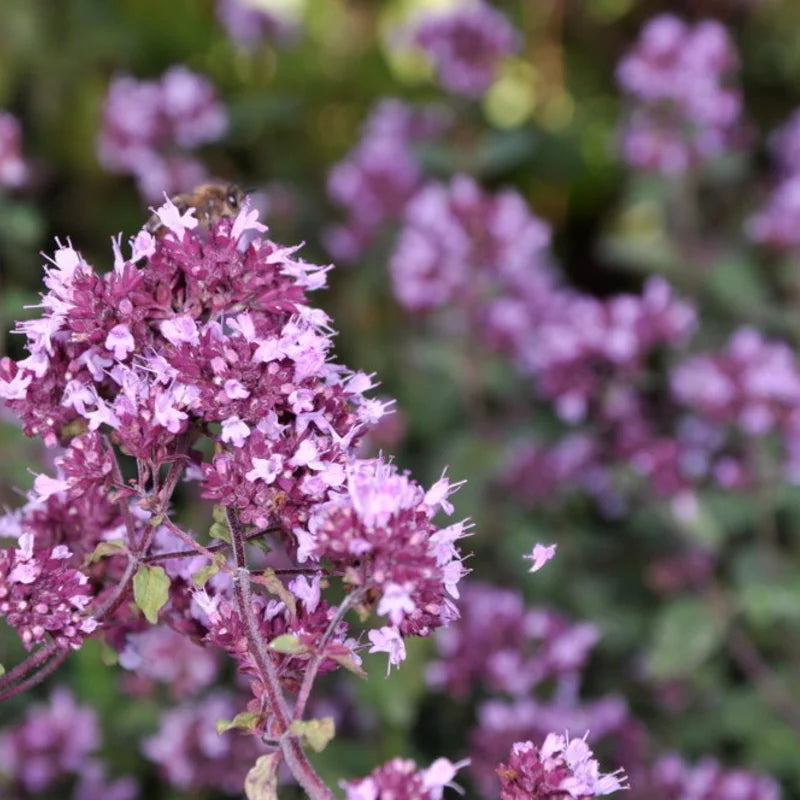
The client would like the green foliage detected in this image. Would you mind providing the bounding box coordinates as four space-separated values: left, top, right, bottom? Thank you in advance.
289 717 336 753
132 564 170 624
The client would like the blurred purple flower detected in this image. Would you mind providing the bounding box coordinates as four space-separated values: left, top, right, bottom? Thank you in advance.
97 67 227 201
748 109 800 249
390 175 555 313
0 689 100 794
73 761 138 800
629 753 780 800
326 100 451 262
403 1 519 97
428 582 601 698
0 111 29 188
217 0 300 47
617 15 743 173
142 693 266 793
118 625 219 698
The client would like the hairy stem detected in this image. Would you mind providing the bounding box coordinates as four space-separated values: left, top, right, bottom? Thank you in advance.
106 437 143 552
294 588 363 721
89 554 139 620
0 647 69 702
0 640 60 695
226 509 334 800
728 625 800 737
161 518 237 578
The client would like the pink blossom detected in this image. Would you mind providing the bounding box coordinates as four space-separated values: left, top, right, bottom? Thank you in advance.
104 323 136 360
220 415 251 446
525 543 557 573
377 582 416 625
153 197 199 239
160 314 200 346
368 626 407 674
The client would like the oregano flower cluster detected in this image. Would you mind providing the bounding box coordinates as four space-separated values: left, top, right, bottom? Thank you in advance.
0 196 484 798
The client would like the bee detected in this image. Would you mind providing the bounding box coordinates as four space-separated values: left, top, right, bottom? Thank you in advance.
146 182 246 235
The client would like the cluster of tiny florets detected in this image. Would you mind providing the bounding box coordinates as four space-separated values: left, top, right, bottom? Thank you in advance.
0 532 97 650
303 460 469 641
496 735 628 800
342 756 468 800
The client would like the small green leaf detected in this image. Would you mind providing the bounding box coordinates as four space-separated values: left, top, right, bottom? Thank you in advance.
192 553 226 587
0 664 5 677
268 633 307 654
85 539 126 566
289 717 335 753
133 564 170 624
216 711 264 735
212 504 228 523
209 521 231 544
739 578 800 627
257 568 297 616
647 597 725 680
244 753 281 800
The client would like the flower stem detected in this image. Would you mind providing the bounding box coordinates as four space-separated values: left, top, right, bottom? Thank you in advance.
294 588 362 721
226 508 334 800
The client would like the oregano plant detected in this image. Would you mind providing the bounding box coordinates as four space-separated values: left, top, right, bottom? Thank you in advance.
0 198 626 798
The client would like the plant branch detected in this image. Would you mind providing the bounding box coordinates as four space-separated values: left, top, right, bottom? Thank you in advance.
294 588 363 721
727 625 800 737
0 647 69 702
0 639 61 695
226 508 333 800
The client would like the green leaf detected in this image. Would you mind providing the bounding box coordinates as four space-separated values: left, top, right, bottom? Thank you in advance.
132 564 170 624
647 598 725 680
268 633 307 654
0 664 5 677
192 553 226 587
289 717 335 753
209 520 231 544
244 753 281 800
84 539 127 566
216 711 264 735
739 578 800 627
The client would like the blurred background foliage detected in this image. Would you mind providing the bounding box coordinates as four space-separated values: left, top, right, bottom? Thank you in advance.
2 0 800 798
